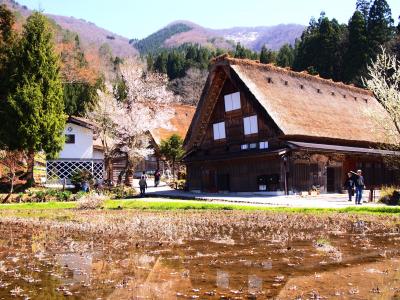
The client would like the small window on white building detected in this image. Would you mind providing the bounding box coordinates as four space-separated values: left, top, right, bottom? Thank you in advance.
243 115 258 135
224 92 241 112
260 141 269 149
65 134 75 144
249 143 257 149
241 144 248 150
213 122 226 140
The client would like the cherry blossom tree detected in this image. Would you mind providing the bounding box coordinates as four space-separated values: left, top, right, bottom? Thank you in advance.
89 58 175 184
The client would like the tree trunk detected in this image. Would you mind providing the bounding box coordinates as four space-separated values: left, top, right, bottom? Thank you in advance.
26 149 35 187
172 158 175 181
2 172 14 203
124 156 137 187
104 156 113 185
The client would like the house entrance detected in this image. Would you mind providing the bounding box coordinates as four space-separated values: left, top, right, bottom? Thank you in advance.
217 173 230 191
327 167 336 193
201 168 217 192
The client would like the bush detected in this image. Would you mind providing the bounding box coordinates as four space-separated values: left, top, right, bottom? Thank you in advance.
168 179 186 190
379 186 400 205
70 169 93 190
76 192 106 210
20 188 73 202
106 186 137 199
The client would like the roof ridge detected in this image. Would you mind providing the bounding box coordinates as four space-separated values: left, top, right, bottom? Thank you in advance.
211 55 373 97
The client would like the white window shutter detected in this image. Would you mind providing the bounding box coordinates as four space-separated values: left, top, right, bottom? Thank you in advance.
224 94 233 112
219 122 226 139
213 123 219 140
232 92 241 110
250 116 258 133
213 122 226 140
243 117 250 135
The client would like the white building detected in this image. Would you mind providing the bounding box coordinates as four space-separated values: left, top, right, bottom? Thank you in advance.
46 116 104 184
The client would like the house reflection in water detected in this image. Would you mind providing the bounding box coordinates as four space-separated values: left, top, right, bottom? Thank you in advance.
216 270 229 289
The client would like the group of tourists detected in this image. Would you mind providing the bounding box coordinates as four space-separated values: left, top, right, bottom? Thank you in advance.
138 169 161 197
344 170 366 205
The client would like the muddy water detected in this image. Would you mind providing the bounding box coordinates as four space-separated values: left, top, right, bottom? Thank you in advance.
0 217 400 299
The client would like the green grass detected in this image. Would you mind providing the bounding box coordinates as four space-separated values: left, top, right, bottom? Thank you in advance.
0 202 76 210
0 199 400 215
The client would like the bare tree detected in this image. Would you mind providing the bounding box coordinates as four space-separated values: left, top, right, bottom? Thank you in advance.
363 47 400 148
169 68 208 106
0 150 24 202
87 83 122 181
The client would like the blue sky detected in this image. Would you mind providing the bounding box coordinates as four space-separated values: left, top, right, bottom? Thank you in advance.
18 0 400 39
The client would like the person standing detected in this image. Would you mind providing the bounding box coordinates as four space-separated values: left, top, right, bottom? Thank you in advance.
139 172 147 197
354 169 366 205
154 169 161 187
344 172 355 202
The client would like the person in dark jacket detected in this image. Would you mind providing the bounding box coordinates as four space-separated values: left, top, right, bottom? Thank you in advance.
154 169 161 187
354 169 366 205
344 172 355 202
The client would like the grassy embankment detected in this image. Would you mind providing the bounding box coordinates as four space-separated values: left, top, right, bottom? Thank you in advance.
0 199 399 214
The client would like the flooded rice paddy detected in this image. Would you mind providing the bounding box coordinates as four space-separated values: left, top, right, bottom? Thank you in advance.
0 210 400 299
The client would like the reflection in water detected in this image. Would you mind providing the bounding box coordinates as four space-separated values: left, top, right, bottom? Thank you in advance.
57 253 93 285
0 222 400 299
216 270 229 289
248 275 262 294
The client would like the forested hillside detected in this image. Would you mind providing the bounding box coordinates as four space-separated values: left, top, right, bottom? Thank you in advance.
0 0 137 57
132 23 193 54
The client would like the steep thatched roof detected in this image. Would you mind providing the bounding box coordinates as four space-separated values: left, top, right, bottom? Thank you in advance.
185 55 393 150
151 104 196 145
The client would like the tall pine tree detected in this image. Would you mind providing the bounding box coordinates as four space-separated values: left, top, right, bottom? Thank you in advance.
5 12 65 184
259 45 276 64
367 0 394 58
343 11 369 83
0 5 16 147
356 0 371 22
293 14 346 81
276 44 295 68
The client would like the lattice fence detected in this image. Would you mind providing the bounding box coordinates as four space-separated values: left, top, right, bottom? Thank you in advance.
46 160 104 184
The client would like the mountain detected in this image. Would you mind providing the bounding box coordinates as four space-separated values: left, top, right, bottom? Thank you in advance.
133 21 305 54
47 14 137 57
2 1 305 56
0 0 137 57
213 24 305 52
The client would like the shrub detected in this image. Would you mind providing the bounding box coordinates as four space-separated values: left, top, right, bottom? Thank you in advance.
379 186 400 206
107 186 137 199
77 192 106 210
70 169 93 190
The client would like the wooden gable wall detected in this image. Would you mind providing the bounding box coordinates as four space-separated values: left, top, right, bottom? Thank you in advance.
196 67 284 158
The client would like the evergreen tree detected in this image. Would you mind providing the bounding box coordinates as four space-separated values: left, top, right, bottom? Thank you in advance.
356 0 371 22
397 16 400 34
5 12 65 184
167 50 185 79
259 45 276 64
154 50 168 74
159 134 184 180
343 11 369 83
234 43 258 60
367 0 394 58
0 5 16 147
276 44 295 67
146 53 154 71
293 13 346 81
61 34 99 116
